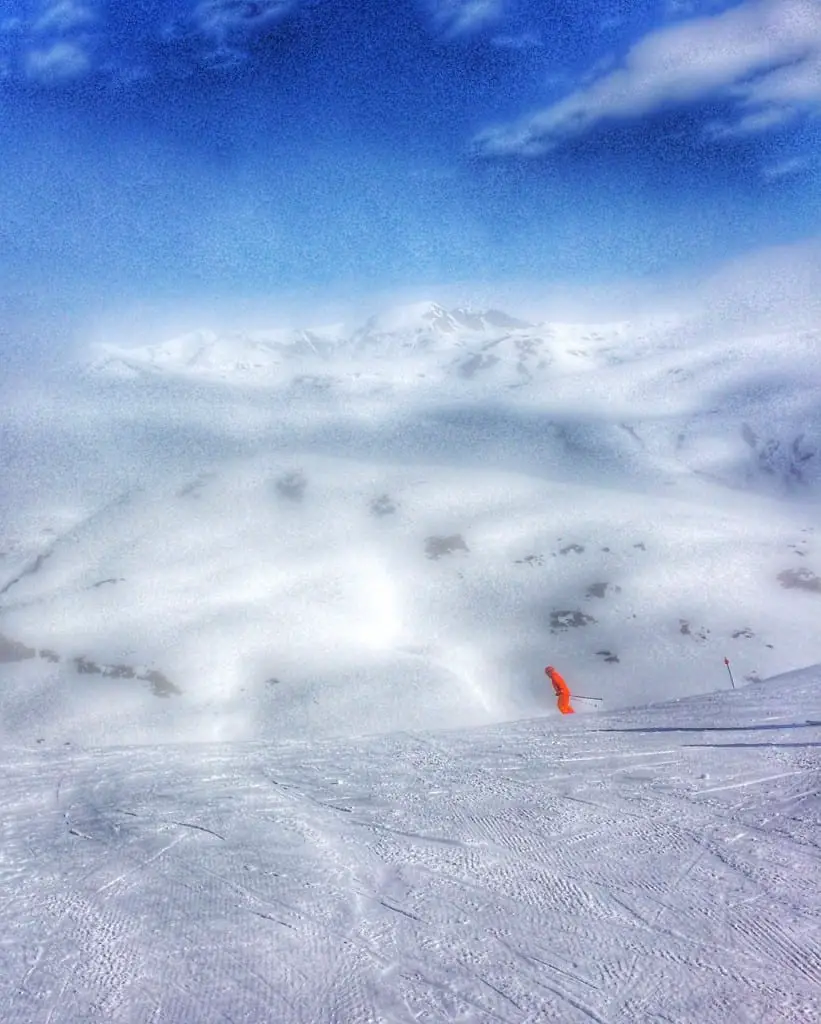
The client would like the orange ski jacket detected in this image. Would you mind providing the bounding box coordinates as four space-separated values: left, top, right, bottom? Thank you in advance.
545 666 575 715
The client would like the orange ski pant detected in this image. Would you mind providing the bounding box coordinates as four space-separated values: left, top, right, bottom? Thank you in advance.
556 690 575 715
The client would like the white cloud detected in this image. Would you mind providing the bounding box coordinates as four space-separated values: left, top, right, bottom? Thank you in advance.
34 1 95 34
762 154 814 178
426 0 505 38
663 0 696 13
598 14 623 33
733 48 821 108
193 0 300 38
492 31 542 50
705 104 799 138
662 0 729 16
476 0 821 155
25 39 89 81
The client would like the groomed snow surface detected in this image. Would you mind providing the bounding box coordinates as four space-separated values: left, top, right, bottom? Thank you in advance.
1 297 820 1020
1 673 819 1023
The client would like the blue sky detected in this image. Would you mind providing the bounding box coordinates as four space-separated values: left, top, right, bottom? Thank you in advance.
1 0 819 331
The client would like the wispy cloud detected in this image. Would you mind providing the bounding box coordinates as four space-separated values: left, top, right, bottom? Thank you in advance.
154 0 310 76
662 0 728 17
705 104 799 139
192 0 302 41
1 0 311 85
25 39 89 81
3 2 98 82
424 0 506 38
34 1 95 34
762 154 814 179
491 31 541 50
475 0 821 155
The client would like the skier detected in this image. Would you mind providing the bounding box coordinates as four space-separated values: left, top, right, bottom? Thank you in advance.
545 665 575 715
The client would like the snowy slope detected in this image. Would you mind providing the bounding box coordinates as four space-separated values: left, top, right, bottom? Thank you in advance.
0 448 819 746
2 295 821 746
1 669 819 1023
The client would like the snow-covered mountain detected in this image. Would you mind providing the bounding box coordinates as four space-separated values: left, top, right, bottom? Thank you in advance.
2 293 820 751
86 301 575 384
87 323 346 381
347 301 534 358
84 299 821 495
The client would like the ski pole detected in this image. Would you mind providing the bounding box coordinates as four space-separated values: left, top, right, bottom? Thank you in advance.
724 657 735 690
572 695 603 702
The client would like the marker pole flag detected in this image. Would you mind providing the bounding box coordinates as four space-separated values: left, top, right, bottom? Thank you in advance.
724 657 735 690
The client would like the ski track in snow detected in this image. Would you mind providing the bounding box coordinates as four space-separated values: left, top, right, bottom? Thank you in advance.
1 678 819 1023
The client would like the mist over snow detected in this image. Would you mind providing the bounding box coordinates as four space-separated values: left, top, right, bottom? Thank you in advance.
2 245 821 749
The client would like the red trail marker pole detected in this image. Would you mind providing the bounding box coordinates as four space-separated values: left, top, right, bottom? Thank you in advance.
724 657 735 690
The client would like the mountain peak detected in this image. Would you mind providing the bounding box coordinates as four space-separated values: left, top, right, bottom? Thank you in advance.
451 307 534 332
354 302 533 344
361 301 454 335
